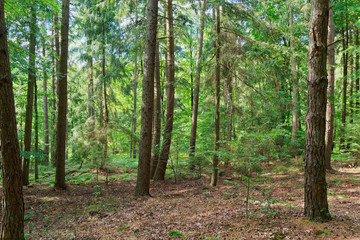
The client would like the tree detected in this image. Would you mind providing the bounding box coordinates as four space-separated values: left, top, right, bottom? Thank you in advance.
55 0 70 189
153 0 175 181
0 0 25 237
150 40 161 179
134 0 158 196
22 3 37 186
189 0 207 158
43 34 49 164
290 3 298 141
210 4 221 187
325 0 335 171
304 0 330 222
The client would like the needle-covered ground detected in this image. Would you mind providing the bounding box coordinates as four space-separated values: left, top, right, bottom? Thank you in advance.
2 158 360 239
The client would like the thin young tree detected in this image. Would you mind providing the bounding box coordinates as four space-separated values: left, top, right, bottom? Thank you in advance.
134 0 158 196
210 4 221 187
325 0 335 171
189 0 207 158
55 0 70 189
304 0 330 222
290 3 298 140
0 0 25 237
150 40 161 179
22 3 37 186
153 0 175 181
43 34 49 164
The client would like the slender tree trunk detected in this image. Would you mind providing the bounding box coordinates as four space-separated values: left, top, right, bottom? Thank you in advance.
51 13 60 166
340 26 348 149
55 0 70 189
131 53 138 159
304 0 330 222
87 37 95 128
189 0 207 157
150 40 161 179
22 5 36 186
153 0 175 181
347 30 353 149
102 20 109 168
325 1 335 171
43 38 49 164
134 0 158 196
0 1 25 237
34 79 39 180
290 4 298 140
356 27 359 112
210 5 221 187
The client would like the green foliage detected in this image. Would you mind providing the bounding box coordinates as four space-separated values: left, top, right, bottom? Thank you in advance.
169 230 185 238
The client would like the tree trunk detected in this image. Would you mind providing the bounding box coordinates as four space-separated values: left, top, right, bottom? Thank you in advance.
356 27 359 112
102 20 109 168
340 26 348 150
325 0 335 171
189 0 207 158
22 4 37 186
210 5 221 187
134 0 158 196
153 0 175 181
51 13 60 166
55 0 70 189
290 4 298 140
87 37 95 128
0 0 25 236
131 52 138 159
304 0 330 222
43 38 49 164
34 79 39 180
150 40 161 179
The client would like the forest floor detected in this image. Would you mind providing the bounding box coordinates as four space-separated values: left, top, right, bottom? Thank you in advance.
3 158 360 239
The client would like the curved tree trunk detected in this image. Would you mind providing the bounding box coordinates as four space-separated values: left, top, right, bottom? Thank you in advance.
189 0 207 158
55 0 70 189
134 0 158 196
304 0 330 222
22 4 36 186
210 5 221 187
0 0 25 237
325 0 335 171
153 0 175 181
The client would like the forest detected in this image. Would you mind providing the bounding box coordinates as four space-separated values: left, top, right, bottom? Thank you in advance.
0 0 360 238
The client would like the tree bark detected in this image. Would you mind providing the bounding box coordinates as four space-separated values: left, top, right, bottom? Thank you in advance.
102 20 109 168
0 0 25 236
189 0 207 158
325 0 335 171
153 0 175 181
55 0 70 189
210 5 221 187
131 52 138 159
356 27 359 112
51 13 60 166
87 37 95 128
134 0 158 196
34 78 39 180
304 0 330 222
150 40 161 179
43 38 49 164
340 26 348 150
290 4 298 140
22 4 37 186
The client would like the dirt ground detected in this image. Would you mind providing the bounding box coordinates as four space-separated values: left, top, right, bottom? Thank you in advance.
5 165 360 239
